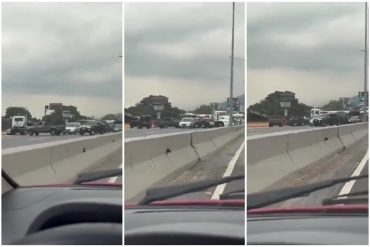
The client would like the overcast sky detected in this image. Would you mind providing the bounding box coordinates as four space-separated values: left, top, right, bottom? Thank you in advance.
125 3 245 111
2 3 122 118
248 3 366 107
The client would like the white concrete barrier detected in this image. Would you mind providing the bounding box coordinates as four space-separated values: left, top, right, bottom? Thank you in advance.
247 133 293 193
2 133 122 185
248 123 368 193
125 126 244 200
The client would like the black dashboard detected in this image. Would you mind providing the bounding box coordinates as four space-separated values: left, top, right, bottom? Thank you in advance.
248 213 368 245
125 206 245 245
2 185 122 245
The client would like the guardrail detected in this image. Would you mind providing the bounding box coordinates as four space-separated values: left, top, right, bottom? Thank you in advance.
247 122 368 193
3 133 122 185
125 126 244 200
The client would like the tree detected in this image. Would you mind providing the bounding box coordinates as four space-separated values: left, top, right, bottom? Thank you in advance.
42 108 64 125
321 100 348 111
5 107 32 119
125 95 185 119
248 91 311 117
193 104 213 114
102 114 119 121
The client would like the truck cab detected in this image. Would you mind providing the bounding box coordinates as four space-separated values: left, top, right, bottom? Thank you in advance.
10 116 27 135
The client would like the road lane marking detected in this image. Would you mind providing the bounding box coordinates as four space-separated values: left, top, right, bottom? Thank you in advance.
338 150 368 197
108 164 122 184
211 141 245 200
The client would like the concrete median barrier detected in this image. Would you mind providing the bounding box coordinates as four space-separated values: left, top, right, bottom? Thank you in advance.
247 133 293 193
2 133 122 185
248 123 368 193
125 126 244 200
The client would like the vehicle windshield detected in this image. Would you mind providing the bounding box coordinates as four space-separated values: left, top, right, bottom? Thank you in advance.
181 118 193 122
2 3 122 188
124 2 245 205
247 2 368 211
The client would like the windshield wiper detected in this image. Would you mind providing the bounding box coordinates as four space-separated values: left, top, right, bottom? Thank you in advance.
247 174 368 210
138 175 244 205
322 190 368 205
219 189 245 200
74 168 122 184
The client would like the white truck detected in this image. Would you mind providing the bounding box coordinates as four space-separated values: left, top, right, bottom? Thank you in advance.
9 116 27 135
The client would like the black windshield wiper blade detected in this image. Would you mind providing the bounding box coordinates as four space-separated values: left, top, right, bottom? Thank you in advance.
138 175 244 205
74 168 122 184
220 189 245 200
322 190 368 205
247 174 368 210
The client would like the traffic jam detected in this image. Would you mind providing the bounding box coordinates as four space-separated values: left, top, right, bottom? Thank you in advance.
267 108 367 128
127 111 245 130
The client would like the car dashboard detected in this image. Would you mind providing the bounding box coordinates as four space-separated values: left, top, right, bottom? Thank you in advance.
125 205 245 245
2 185 122 245
247 213 368 245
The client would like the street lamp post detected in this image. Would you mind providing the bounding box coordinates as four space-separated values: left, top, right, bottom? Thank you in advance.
229 2 235 127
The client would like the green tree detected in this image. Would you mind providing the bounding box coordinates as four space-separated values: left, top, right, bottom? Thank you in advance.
193 104 212 114
102 114 119 121
5 107 32 119
248 91 311 117
321 100 348 111
42 108 64 125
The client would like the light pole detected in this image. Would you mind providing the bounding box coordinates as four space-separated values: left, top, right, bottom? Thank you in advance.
365 2 368 93
228 2 235 127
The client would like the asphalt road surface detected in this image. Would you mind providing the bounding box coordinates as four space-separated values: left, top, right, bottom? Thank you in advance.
125 127 197 138
2 133 90 149
128 136 245 202
264 136 368 208
247 125 313 137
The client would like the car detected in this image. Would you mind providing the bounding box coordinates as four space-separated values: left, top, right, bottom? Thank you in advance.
27 121 65 136
268 116 283 127
112 123 122 132
287 116 308 126
178 117 194 128
158 118 179 128
79 120 107 135
129 117 140 128
349 115 361 124
193 118 215 128
65 122 81 135
137 115 152 129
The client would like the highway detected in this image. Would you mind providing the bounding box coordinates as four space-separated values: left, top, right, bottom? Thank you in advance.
247 125 312 136
127 135 245 202
2 133 89 149
125 127 207 138
261 132 368 208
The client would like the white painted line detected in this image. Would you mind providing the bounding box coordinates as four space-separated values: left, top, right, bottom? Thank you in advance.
211 141 245 200
107 164 122 184
338 150 368 197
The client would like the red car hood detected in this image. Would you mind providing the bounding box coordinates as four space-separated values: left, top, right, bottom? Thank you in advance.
248 204 368 215
126 199 245 208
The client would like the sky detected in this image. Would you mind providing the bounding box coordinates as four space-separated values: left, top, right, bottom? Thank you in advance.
248 3 366 107
125 3 245 111
2 3 122 119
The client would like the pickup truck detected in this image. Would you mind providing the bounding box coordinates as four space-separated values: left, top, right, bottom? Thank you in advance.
27 121 66 136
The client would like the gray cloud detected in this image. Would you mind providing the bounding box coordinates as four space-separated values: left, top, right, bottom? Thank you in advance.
125 3 245 109
2 3 122 118
248 3 366 106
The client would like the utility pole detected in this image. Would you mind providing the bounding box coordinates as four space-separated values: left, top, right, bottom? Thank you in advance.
229 2 235 127
365 2 368 93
